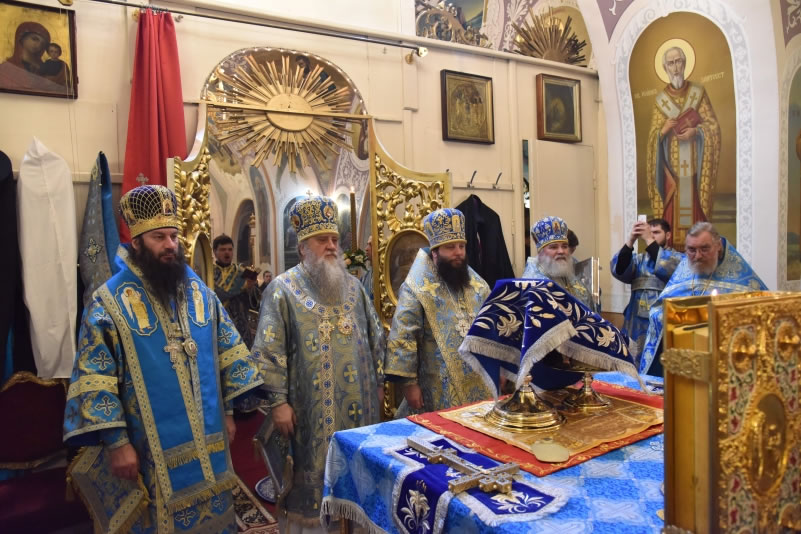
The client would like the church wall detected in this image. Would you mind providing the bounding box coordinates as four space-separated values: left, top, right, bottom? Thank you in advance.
578 0 782 311
1 0 604 281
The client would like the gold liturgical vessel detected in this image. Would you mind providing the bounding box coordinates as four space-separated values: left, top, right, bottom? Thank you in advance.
485 375 564 432
549 357 610 410
485 353 614 432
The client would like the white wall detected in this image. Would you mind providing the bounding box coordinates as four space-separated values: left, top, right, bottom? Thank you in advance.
1 0 604 280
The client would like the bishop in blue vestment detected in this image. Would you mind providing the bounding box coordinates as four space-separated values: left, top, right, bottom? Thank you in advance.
64 186 262 533
522 216 593 309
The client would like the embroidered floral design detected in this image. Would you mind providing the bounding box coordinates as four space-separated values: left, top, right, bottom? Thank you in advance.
400 480 431 533
490 490 547 513
496 314 522 337
444 467 461 478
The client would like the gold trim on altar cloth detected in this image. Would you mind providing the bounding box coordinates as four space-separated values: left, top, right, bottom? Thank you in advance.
439 389 663 459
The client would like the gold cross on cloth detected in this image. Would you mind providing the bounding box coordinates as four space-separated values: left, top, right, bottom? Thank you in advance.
406 437 519 494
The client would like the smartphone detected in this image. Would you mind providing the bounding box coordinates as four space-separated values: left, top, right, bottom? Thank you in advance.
637 214 647 223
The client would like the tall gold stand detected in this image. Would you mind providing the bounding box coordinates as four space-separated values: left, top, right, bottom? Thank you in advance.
563 372 610 410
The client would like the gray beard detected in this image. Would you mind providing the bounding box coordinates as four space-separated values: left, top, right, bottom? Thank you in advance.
669 73 685 90
303 249 347 304
689 259 717 276
538 254 574 280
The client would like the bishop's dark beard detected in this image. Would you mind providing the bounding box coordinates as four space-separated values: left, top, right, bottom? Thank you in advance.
130 241 187 306
435 255 470 292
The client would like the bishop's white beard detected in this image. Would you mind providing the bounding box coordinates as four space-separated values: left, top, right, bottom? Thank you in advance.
302 246 347 304
669 72 685 90
538 254 575 280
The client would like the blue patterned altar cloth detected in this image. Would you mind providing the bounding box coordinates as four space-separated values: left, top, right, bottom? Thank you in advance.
323 372 665 533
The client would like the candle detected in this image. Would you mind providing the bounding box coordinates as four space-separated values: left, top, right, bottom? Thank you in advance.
349 189 357 250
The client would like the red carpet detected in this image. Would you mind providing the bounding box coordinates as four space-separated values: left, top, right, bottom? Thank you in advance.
232 410 276 516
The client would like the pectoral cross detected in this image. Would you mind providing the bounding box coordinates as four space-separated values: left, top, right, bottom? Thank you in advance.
319 317 334 343
457 318 470 337
136 173 149 185
407 437 518 494
164 338 184 369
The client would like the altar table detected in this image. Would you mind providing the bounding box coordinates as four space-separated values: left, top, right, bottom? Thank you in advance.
322 373 665 534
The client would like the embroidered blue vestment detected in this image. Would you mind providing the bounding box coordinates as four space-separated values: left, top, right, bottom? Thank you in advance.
64 245 262 533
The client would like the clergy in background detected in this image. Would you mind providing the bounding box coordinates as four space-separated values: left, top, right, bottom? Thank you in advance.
611 218 683 364
640 221 767 375
385 208 494 416
253 196 385 530
522 216 593 308
212 234 260 348
64 185 262 533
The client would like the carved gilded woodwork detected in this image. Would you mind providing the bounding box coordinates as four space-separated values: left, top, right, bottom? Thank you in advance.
512 7 587 65
661 348 710 381
169 136 214 288
201 48 370 174
414 0 491 48
662 293 801 533
368 121 450 331
367 121 450 420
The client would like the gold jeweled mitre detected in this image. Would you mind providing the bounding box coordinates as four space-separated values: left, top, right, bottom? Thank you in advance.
119 185 180 238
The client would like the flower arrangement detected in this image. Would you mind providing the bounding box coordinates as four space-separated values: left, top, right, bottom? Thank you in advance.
343 248 367 270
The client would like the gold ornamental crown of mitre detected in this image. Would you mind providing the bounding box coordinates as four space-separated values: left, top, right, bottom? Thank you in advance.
120 185 180 238
423 208 466 249
290 195 339 241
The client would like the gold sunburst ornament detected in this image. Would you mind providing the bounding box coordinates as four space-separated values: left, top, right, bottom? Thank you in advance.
204 51 368 173
512 7 586 65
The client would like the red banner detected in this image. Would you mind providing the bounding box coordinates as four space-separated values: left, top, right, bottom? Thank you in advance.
120 9 187 241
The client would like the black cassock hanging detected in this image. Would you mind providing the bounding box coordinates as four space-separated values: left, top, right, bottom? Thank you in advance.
455 194 515 290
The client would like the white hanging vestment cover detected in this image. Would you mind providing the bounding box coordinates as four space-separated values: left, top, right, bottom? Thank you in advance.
18 137 77 378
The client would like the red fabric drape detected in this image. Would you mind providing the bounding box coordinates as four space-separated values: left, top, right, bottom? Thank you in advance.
120 9 187 242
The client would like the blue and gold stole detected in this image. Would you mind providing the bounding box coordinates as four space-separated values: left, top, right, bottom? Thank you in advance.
405 249 490 406
214 262 245 295
98 247 238 515
78 152 120 308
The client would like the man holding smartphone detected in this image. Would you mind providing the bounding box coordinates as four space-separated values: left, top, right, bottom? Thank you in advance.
610 217 683 366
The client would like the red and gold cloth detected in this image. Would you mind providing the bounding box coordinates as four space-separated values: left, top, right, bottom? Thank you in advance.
408 381 663 477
